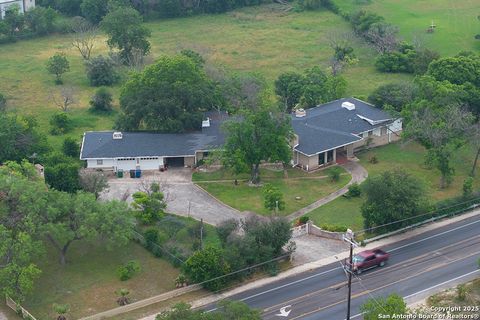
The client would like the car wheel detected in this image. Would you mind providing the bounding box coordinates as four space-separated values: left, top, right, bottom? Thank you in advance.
379 261 385 267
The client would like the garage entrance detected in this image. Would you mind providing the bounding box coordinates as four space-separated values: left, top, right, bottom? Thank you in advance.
165 157 185 167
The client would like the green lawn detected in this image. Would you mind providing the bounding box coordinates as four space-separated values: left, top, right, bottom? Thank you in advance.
196 167 351 216
0 4 411 151
305 141 480 232
24 241 180 320
333 0 480 56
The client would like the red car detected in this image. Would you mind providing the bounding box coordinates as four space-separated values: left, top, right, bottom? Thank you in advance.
347 249 390 274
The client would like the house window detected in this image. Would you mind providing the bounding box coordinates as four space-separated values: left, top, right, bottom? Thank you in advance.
97 159 103 165
318 153 325 165
327 150 334 163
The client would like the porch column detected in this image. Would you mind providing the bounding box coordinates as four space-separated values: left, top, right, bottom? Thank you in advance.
347 144 354 158
333 149 337 163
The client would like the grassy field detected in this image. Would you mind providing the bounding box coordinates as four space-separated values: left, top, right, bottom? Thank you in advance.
24 241 179 320
0 4 411 150
333 0 480 56
306 141 480 232
195 166 351 216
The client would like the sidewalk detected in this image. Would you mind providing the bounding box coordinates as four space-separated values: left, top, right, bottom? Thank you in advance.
137 208 480 320
287 160 368 222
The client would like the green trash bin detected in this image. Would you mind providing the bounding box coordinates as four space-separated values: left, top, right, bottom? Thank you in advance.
117 169 124 178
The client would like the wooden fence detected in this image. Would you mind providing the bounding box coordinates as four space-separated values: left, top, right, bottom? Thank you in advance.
5 296 38 320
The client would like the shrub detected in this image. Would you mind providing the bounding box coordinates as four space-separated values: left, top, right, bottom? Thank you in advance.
347 183 362 197
262 183 285 212
117 260 141 281
143 227 159 251
85 56 119 86
89 87 113 112
456 284 467 301
0 92 6 111
159 215 186 237
46 53 70 84
299 216 309 225
328 167 342 182
320 224 348 232
49 112 72 135
463 177 474 197
62 137 79 158
369 155 378 164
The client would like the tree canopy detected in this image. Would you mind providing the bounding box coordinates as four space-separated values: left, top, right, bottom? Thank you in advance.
361 293 407 320
222 109 292 184
361 169 428 232
117 54 221 132
101 6 151 64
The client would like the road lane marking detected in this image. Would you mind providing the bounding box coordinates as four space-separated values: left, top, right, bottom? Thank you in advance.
208 218 480 313
275 305 292 317
285 250 480 320
348 269 480 320
262 234 480 315
388 218 480 252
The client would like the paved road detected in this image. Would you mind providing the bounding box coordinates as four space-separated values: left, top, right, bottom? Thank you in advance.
204 214 480 319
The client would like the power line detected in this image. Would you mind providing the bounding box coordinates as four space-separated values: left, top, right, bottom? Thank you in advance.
355 196 480 234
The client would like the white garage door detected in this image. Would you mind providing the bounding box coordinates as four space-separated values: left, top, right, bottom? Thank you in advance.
139 157 163 170
116 159 136 171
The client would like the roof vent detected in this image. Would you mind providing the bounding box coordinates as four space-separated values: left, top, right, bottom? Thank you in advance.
113 132 123 140
342 102 355 111
295 108 306 118
202 117 210 128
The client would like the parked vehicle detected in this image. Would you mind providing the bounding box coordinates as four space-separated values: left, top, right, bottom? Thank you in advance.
346 249 390 274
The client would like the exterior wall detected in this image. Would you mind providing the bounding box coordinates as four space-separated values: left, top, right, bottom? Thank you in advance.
87 159 116 170
23 0 34 11
296 151 319 171
184 156 195 167
0 0 24 18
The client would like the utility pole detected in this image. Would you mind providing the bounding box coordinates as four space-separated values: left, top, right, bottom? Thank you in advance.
200 218 204 250
343 228 358 320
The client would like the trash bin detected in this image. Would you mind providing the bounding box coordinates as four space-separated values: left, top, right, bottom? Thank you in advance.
129 169 135 178
117 169 124 178
135 169 142 178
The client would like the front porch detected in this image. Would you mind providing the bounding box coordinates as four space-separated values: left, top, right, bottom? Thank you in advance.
294 144 355 172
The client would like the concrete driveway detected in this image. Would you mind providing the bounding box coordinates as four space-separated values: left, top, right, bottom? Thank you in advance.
290 234 349 266
101 168 242 226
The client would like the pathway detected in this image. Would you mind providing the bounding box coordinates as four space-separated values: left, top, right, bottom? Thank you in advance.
286 160 368 222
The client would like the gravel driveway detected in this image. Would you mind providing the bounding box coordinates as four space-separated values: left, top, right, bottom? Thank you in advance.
101 168 242 226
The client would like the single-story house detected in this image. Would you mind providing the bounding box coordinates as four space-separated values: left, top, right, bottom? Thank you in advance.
0 0 35 19
291 98 402 171
80 98 402 172
80 111 228 172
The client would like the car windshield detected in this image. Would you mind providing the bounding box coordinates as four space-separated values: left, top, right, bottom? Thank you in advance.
352 255 365 263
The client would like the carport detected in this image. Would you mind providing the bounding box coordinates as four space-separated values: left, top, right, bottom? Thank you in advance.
165 157 185 167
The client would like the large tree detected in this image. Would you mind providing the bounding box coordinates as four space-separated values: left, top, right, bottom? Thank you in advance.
361 169 428 233
117 54 221 132
0 113 49 163
275 72 305 112
0 167 45 301
404 103 474 187
222 109 292 184
42 191 135 265
101 7 151 64
427 54 480 87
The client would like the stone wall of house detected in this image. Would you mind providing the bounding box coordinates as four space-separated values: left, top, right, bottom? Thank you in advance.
296 151 319 171
184 156 195 167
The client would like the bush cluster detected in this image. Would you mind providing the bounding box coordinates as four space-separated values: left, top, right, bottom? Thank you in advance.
320 224 348 232
117 260 141 281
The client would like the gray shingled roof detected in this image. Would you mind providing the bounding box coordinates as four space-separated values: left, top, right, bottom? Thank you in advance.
81 99 394 159
292 98 394 155
80 114 227 159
